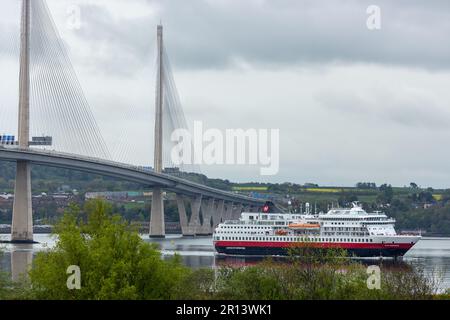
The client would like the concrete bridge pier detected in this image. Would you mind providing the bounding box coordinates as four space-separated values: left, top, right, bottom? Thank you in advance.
232 203 243 220
212 199 225 229
149 187 165 238
197 198 215 236
176 194 189 235
11 161 33 242
180 194 202 236
177 194 199 236
223 201 234 221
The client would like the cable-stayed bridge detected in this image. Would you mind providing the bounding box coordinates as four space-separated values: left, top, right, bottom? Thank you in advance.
0 0 263 243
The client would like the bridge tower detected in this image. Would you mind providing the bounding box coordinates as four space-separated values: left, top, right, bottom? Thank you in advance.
11 0 33 242
149 24 165 237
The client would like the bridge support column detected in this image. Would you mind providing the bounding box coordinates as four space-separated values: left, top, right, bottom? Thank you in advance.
11 0 33 243
11 161 33 242
187 195 202 235
232 203 243 220
212 199 225 229
149 187 165 238
176 194 189 236
150 24 165 238
223 201 234 221
197 198 215 235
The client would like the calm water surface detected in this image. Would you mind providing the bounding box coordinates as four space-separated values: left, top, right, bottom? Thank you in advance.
1 234 449 292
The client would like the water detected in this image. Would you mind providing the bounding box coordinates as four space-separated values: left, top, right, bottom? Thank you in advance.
1 234 449 292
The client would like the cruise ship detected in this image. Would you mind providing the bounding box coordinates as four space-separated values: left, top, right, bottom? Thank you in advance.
213 203 421 257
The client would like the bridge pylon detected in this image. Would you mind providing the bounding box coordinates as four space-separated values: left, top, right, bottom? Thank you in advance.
149 24 165 238
11 0 33 243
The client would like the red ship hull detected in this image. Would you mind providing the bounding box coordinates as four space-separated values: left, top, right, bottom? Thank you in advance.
214 240 415 257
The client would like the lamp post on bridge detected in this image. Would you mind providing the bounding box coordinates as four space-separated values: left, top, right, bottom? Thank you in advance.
149 24 165 238
11 0 33 243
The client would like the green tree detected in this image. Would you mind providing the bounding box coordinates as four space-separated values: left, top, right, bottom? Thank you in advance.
378 184 394 204
338 192 358 207
28 200 190 299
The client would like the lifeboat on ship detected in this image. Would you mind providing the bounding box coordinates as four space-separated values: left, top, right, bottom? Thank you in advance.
288 223 320 230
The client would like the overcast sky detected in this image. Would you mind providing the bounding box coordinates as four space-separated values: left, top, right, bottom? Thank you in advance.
1 0 450 188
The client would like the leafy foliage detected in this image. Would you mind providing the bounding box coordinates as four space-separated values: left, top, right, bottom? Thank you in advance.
2 199 448 300
28 200 191 299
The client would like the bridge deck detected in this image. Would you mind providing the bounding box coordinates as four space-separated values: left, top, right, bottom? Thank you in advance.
0 147 264 205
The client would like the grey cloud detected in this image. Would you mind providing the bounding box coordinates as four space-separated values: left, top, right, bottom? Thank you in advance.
42 0 450 74
72 4 155 76
316 89 450 129
158 0 450 70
